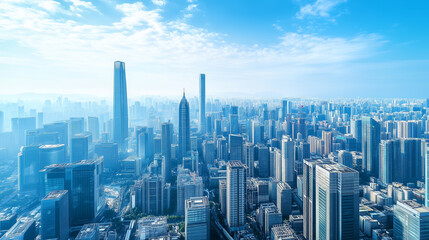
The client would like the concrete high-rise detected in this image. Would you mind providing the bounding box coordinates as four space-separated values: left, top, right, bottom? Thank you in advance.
362 116 380 177
41 190 69 240
281 136 294 185
199 74 206 134
226 160 246 231
113 61 128 152
131 174 169 215
177 168 203 215
315 163 359 240
179 91 191 161
322 131 332 156
185 196 210 240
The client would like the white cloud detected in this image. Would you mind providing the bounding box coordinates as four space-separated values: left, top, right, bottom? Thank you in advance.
37 0 61 13
0 0 384 97
152 0 166 7
66 0 98 13
186 4 197 11
297 0 346 19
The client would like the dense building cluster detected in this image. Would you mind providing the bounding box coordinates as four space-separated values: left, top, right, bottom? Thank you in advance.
1 61 429 239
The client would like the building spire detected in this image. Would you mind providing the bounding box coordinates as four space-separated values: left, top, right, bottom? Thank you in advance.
183 88 185 97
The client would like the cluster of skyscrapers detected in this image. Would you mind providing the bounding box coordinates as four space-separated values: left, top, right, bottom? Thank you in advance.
2 61 429 239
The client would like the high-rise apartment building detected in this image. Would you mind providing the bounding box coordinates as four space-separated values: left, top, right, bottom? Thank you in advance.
176 168 203 215
226 160 246 231
281 136 294 185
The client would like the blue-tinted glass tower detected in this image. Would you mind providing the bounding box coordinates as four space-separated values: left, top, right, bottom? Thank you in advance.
362 117 380 177
113 61 128 152
179 91 190 161
199 74 206 134
41 190 69 240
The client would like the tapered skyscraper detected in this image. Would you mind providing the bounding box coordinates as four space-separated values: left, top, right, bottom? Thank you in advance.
179 90 190 160
113 61 128 152
199 74 206 134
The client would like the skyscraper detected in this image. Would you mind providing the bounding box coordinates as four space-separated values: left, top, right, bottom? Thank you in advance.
258 144 270 178
315 163 359 240
322 131 332 155
199 74 206 134
185 196 210 240
113 61 128 152
41 190 69 240
394 200 429 240
351 119 362 151
94 142 119 171
161 122 173 182
226 160 246 231
281 136 294 185
71 133 89 162
179 91 191 161
131 174 169 215
362 116 380 177
18 145 40 192
303 159 330 240
229 134 243 162
280 100 287 120
243 142 255 177
276 182 292 217
87 116 99 142
426 142 429 207
177 168 203 215
39 158 104 225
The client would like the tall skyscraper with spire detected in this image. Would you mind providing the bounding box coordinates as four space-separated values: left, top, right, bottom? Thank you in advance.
179 90 191 161
113 61 128 152
199 74 206 134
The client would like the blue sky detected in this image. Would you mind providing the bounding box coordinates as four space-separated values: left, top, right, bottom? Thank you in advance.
0 0 428 98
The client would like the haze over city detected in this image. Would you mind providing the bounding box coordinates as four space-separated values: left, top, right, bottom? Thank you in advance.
1 1 429 240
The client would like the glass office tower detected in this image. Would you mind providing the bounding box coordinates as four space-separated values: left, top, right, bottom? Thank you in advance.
315 163 359 240
113 61 128 152
199 73 206 134
362 116 380 177
178 91 190 161
185 196 210 240
41 190 69 240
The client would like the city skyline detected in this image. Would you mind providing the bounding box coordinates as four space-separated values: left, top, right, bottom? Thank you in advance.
1 0 429 98
2 1 429 239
